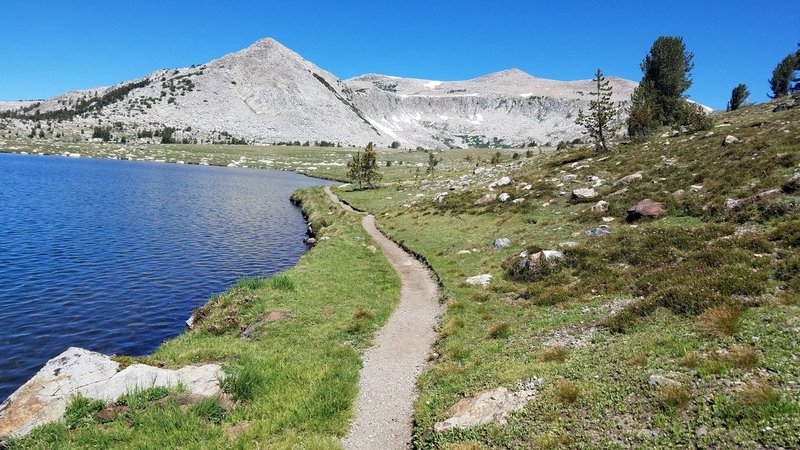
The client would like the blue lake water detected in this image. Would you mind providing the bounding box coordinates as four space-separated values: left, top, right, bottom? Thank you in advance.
0 153 327 402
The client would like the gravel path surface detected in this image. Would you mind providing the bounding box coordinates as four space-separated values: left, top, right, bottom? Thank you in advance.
325 187 442 450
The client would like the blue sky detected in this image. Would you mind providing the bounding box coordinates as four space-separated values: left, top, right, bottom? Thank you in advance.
1 1 797 110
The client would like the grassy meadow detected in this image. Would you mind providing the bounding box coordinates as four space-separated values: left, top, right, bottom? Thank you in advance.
5 96 800 449
337 98 800 448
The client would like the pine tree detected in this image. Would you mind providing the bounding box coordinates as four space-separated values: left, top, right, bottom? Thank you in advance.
627 36 694 137
360 142 382 188
575 68 619 152
426 151 440 175
769 53 797 98
346 150 363 189
727 84 750 111
792 43 800 93
347 142 382 189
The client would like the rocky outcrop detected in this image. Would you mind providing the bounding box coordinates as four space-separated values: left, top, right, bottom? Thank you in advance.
0 347 224 440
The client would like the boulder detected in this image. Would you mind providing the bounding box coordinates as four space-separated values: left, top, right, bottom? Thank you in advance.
498 193 510 202
433 386 538 433
722 135 739 146
512 198 525 204
571 188 598 201
627 199 666 221
465 274 492 286
434 192 448 203
492 238 511 249
0 347 224 440
590 200 609 213
474 193 497 205
614 172 642 187
304 237 317 245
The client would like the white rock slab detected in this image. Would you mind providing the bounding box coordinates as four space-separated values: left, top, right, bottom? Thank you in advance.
0 347 223 440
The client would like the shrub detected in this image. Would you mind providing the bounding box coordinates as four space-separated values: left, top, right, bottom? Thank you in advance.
538 345 569 363
698 304 742 337
555 379 580 403
736 380 779 409
655 383 690 412
486 321 510 339
730 345 760 369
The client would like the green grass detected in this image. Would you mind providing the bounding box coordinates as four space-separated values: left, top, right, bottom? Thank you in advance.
12 187 401 449
337 97 800 448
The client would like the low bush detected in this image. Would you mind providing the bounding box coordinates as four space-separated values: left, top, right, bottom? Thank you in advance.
655 383 690 412
698 304 742 338
555 379 580 404
538 345 569 363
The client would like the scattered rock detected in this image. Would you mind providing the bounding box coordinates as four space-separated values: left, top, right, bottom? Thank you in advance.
304 237 317 245
512 198 525 204
571 188 598 201
489 176 512 189
627 199 666 221
586 225 611 237
240 311 292 339
465 274 492 286
690 185 703 193
722 135 739 146
433 386 538 432
590 200 609 213
474 193 497 205
725 189 785 211
558 241 579 248
696 426 708 437
366 245 377 253
528 250 564 263
186 312 197 329
433 192 447 203
562 174 577 182
492 238 511 249
614 172 642 187
648 375 681 387
498 193 511 202
0 347 224 439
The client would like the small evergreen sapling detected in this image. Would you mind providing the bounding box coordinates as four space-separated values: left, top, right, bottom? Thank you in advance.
575 68 619 152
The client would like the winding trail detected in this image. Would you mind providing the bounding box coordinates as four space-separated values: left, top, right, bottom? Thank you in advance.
324 186 442 450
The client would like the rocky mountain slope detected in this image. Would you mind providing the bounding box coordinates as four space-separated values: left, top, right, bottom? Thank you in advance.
0 38 638 148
